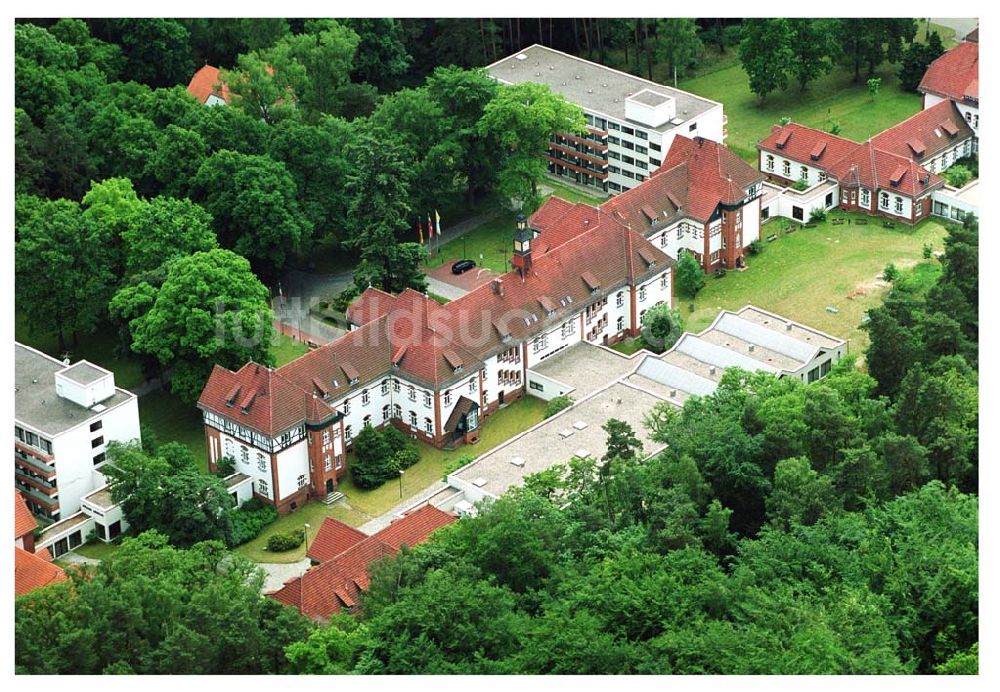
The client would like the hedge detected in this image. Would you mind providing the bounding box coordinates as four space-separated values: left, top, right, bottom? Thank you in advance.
267 529 305 553
228 498 279 547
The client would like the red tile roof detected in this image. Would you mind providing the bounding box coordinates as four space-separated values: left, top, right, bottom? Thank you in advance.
828 142 943 198
15 546 67 596
602 135 765 226
870 100 974 162
15 492 37 540
306 518 367 563
202 208 672 434
919 42 979 103
346 287 396 327
758 123 862 171
270 505 455 619
186 64 231 105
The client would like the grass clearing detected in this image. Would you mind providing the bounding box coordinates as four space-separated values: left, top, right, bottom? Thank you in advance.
682 213 950 354
539 179 608 205
338 396 548 518
680 60 921 165
424 211 520 274
235 502 367 564
138 389 209 473
73 541 120 561
271 332 309 366
611 338 648 356
16 313 145 391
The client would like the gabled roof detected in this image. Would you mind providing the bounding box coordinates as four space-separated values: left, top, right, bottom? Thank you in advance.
15 546 67 596
757 123 862 171
306 518 368 563
870 100 975 162
270 505 455 620
603 135 765 226
919 42 979 103
346 287 395 327
15 492 37 540
186 64 231 105
828 141 943 197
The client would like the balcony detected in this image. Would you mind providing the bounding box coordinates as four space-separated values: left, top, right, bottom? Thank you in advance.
558 132 609 153
16 468 57 493
15 441 54 464
17 484 60 510
15 452 56 479
549 142 608 168
545 156 608 180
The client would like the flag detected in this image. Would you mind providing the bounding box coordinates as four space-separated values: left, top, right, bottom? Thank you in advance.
427 214 434 238
435 209 441 238
417 219 424 245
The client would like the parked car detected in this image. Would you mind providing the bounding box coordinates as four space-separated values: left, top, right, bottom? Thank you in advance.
451 259 476 275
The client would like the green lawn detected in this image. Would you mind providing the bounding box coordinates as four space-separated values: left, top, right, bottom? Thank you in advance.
424 211 521 274
682 213 950 355
138 389 209 473
338 396 549 518
73 540 120 561
235 502 368 564
16 313 145 391
271 332 309 367
539 179 607 205
611 338 648 356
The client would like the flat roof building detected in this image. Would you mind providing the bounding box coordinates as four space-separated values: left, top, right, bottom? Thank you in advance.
487 45 725 195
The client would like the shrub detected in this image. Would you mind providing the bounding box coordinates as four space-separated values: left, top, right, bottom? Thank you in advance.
267 529 305 553
793 179 809 192
331 286 359 313
882 263 899 283
676 249 705 298
351 424 420 489
922 243 933 260
229 500 279 546
943 165 972 189
544 395 575 419
214 455 236 478
809 207 827 223
778 115 792 126
828 120 842 136
442 454 476 481
747 239 763 256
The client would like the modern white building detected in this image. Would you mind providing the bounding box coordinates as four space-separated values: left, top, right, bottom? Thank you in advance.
486 44 724 195
15 344 141 523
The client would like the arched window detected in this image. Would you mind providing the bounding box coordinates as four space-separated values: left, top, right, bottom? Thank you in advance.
766 154 775 171
880 191 890 209
424 418 433 434
409 411 417 427
361 389 370 405
380 379 389 395
393 403 402 419
382 404 390 421
362 415 372 428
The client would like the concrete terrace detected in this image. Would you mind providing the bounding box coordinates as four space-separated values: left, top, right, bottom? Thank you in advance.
529 342 644 399
452 380 666 498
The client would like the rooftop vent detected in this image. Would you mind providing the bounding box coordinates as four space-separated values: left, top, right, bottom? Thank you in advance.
709 366 717 376
510 457 525 467
572 421 587 430
587 89 593 94
548 65 554 70
602 83 608 88
786 322 794 331
472 477 488 487
748 344 756 353
574 74 581 80
670 389 677 398
515 54 527 61
91 403 107 413
559 429 574 439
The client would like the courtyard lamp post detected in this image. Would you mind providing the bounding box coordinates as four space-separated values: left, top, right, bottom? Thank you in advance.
398 469 404 498
303 523 311 552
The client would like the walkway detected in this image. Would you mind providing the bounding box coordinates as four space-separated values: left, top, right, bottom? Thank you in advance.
357 481 449 535
258 557 312 593
426 277 471 301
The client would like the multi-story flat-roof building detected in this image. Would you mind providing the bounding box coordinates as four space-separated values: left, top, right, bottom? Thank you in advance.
199 217 675 513
15 344 141 524
487 44 724 195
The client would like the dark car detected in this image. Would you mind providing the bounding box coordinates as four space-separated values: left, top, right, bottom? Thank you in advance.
451 259 476 275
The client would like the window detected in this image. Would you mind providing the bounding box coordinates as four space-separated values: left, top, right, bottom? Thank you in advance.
91 436 104 448
345 425 353 441
861 189 870 207
297 474 307 488
532 335 548 353
650 141 661 152
322 430 331 445
622 126 634 135
25 431 37 447
915 199 923 217
608 151 620 160
616 291 624 307
423 392 432 407
766 154 774 171
424 418 433 434
608 121 620 131
880 191 890 209
782 160 791 177
635 144 648 155
409 411 418 428
393 403 402 419
608 181 621 191
807 367 820 384
635 129 648 140
792 206 804 221
800 166 808 182
688 123 697 132
444 390 452 406
622 140 634 151
639 286 647 302
622 155 634 165
622 170 635 179
335 455 344 470
393 380 401 393
240 445 249 465
90 420 103 433
257 452 267 472
820 359 832 377
224 438 234 459
594 117 606 130
362 415 372 428
381 379 389 395
93 452 106 466
325 454 333 472
609 165 621 174
469 378 477 393
530 381 544 392
894 196 903 214
660 274 669 289
40 438 52 455
825 192 834 208
257 479 269 498
608 135 620 145
382 404 391 421
561 320 576 338
408 385 416 402
361 389 370 405
636 160 648 170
